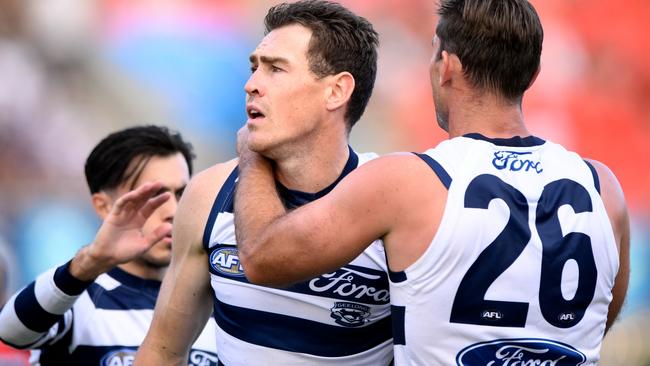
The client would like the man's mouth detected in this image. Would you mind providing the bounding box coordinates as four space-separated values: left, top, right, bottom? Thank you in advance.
247 106 266 120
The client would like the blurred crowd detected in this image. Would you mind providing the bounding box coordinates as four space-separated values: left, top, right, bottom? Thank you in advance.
0 0 648 364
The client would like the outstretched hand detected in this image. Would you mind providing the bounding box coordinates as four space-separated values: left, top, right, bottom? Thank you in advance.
70 182 172 280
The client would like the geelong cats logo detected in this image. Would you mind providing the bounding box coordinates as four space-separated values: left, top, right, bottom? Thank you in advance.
330 302 371 327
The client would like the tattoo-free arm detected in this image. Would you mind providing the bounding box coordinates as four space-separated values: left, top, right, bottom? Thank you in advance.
235 153 432 286
587 159 630 333
135 163 234 365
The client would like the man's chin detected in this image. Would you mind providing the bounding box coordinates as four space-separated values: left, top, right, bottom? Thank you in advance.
141 243 172 268
142 256 171 269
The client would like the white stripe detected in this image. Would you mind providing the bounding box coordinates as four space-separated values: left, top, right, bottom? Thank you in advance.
95 273 120 291
0 294 44 346
34 268 79 315
70 293 150 348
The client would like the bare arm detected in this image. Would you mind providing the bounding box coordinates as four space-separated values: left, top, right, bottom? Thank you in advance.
235 146 438 286
136 162 236 365
587 159 630 333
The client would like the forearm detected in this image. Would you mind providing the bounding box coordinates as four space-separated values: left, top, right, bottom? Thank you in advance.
234 153 287 276
135 339 187 366
0 261 91 347
136 255 213 365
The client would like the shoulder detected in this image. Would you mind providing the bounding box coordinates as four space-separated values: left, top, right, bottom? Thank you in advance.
174 159 238 245
336 152 443 205
584 159 628 246
358 152 440 180
584 159 625 206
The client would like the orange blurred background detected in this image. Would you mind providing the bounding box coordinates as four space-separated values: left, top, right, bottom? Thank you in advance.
0 0 648 364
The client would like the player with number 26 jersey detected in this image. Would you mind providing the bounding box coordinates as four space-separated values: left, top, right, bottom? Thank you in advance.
389 134 618 365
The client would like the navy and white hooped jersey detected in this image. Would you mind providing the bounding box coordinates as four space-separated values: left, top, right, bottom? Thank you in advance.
390 134 619 366
0 262 218 366
204 147 393 365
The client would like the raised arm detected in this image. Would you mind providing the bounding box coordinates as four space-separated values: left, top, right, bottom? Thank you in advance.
136 162 235 365
0 182 171 349
235 148 440 286
587 159 630 333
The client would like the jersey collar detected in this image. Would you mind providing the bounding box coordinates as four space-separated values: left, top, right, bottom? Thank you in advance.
463 133 546 147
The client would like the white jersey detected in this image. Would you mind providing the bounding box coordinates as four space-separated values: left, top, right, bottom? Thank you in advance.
0 262 218 366
390 134 618 366
204 148 393 365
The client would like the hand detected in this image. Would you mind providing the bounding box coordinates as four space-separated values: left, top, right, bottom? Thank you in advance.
70 182 172 280
236 125 250 157
237 125 269 168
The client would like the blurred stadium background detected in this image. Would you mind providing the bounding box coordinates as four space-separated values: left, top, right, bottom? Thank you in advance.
0 0 648 364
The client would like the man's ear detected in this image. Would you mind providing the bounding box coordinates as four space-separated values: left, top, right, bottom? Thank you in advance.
91 192 113 220
326 72 355 112
439 50 463 87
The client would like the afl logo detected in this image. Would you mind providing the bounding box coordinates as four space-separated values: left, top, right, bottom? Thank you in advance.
210 247 245 277
101 348 136 366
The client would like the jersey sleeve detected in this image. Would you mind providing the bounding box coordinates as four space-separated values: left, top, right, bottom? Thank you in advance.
0 261 92 349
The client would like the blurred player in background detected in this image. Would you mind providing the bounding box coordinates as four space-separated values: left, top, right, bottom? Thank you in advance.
136 1 394 365
234 0 630 365
0 125 218 365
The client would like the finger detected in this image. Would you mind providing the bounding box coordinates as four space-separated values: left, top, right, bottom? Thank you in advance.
112 182 163 216
144 222 173 247
139 192 172 220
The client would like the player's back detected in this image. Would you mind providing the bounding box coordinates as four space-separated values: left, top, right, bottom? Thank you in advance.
390 134 618 365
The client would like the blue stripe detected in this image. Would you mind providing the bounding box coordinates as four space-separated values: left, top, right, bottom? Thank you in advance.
415 153 452 189
391 305 406 345
213 297 392 357
14 282 62 333
53 261 94 296
86 283 157 310
388 270 407 283
583 160 601 194
203 167 239 251
38 318 74 365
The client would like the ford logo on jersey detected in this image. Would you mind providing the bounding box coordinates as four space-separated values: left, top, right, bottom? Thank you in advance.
492 151 543 173
101 348 136 366
456 338 586 366
210 246 245 277
307 266 390 305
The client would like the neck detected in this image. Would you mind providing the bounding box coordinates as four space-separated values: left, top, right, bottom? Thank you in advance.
447 91 530 139
273 124 350 193
118 261 166 281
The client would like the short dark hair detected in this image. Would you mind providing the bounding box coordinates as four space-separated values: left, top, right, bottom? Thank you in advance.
85 125 195 194
436 0 543 101
264 0 379 130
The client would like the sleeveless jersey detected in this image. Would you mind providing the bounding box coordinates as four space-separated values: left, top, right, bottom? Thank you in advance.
390 134 619 366
204 148 393 365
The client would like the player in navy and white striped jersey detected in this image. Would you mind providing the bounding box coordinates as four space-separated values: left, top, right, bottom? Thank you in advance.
234 1 630 365
0 126 218 366
136 2 393 365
